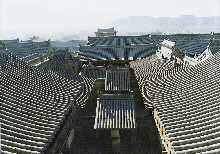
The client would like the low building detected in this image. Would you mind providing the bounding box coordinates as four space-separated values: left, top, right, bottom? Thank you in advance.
94 94 136 152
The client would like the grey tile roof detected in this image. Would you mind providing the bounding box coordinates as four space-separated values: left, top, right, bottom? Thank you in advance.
209 40 220 55
1 40 50 59
175 41 209 54
0 53 82 153
152 52 220 153
105 68 130 91
94 94 136 129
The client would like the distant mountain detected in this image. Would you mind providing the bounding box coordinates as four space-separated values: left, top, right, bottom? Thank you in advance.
112 15 220 34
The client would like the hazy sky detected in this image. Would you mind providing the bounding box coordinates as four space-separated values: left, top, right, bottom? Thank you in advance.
0 0 220 39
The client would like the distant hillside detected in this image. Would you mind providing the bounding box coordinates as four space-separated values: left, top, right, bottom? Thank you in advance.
112 15 220 34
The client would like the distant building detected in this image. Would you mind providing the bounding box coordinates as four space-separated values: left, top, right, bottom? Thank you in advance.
95 27 117 37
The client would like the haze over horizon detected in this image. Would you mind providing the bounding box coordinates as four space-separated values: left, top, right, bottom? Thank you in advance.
0 0 220 40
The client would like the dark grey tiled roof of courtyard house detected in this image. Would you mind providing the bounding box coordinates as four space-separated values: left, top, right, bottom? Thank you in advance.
94 94 136 129
105 68 131 91
175 41 209 54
